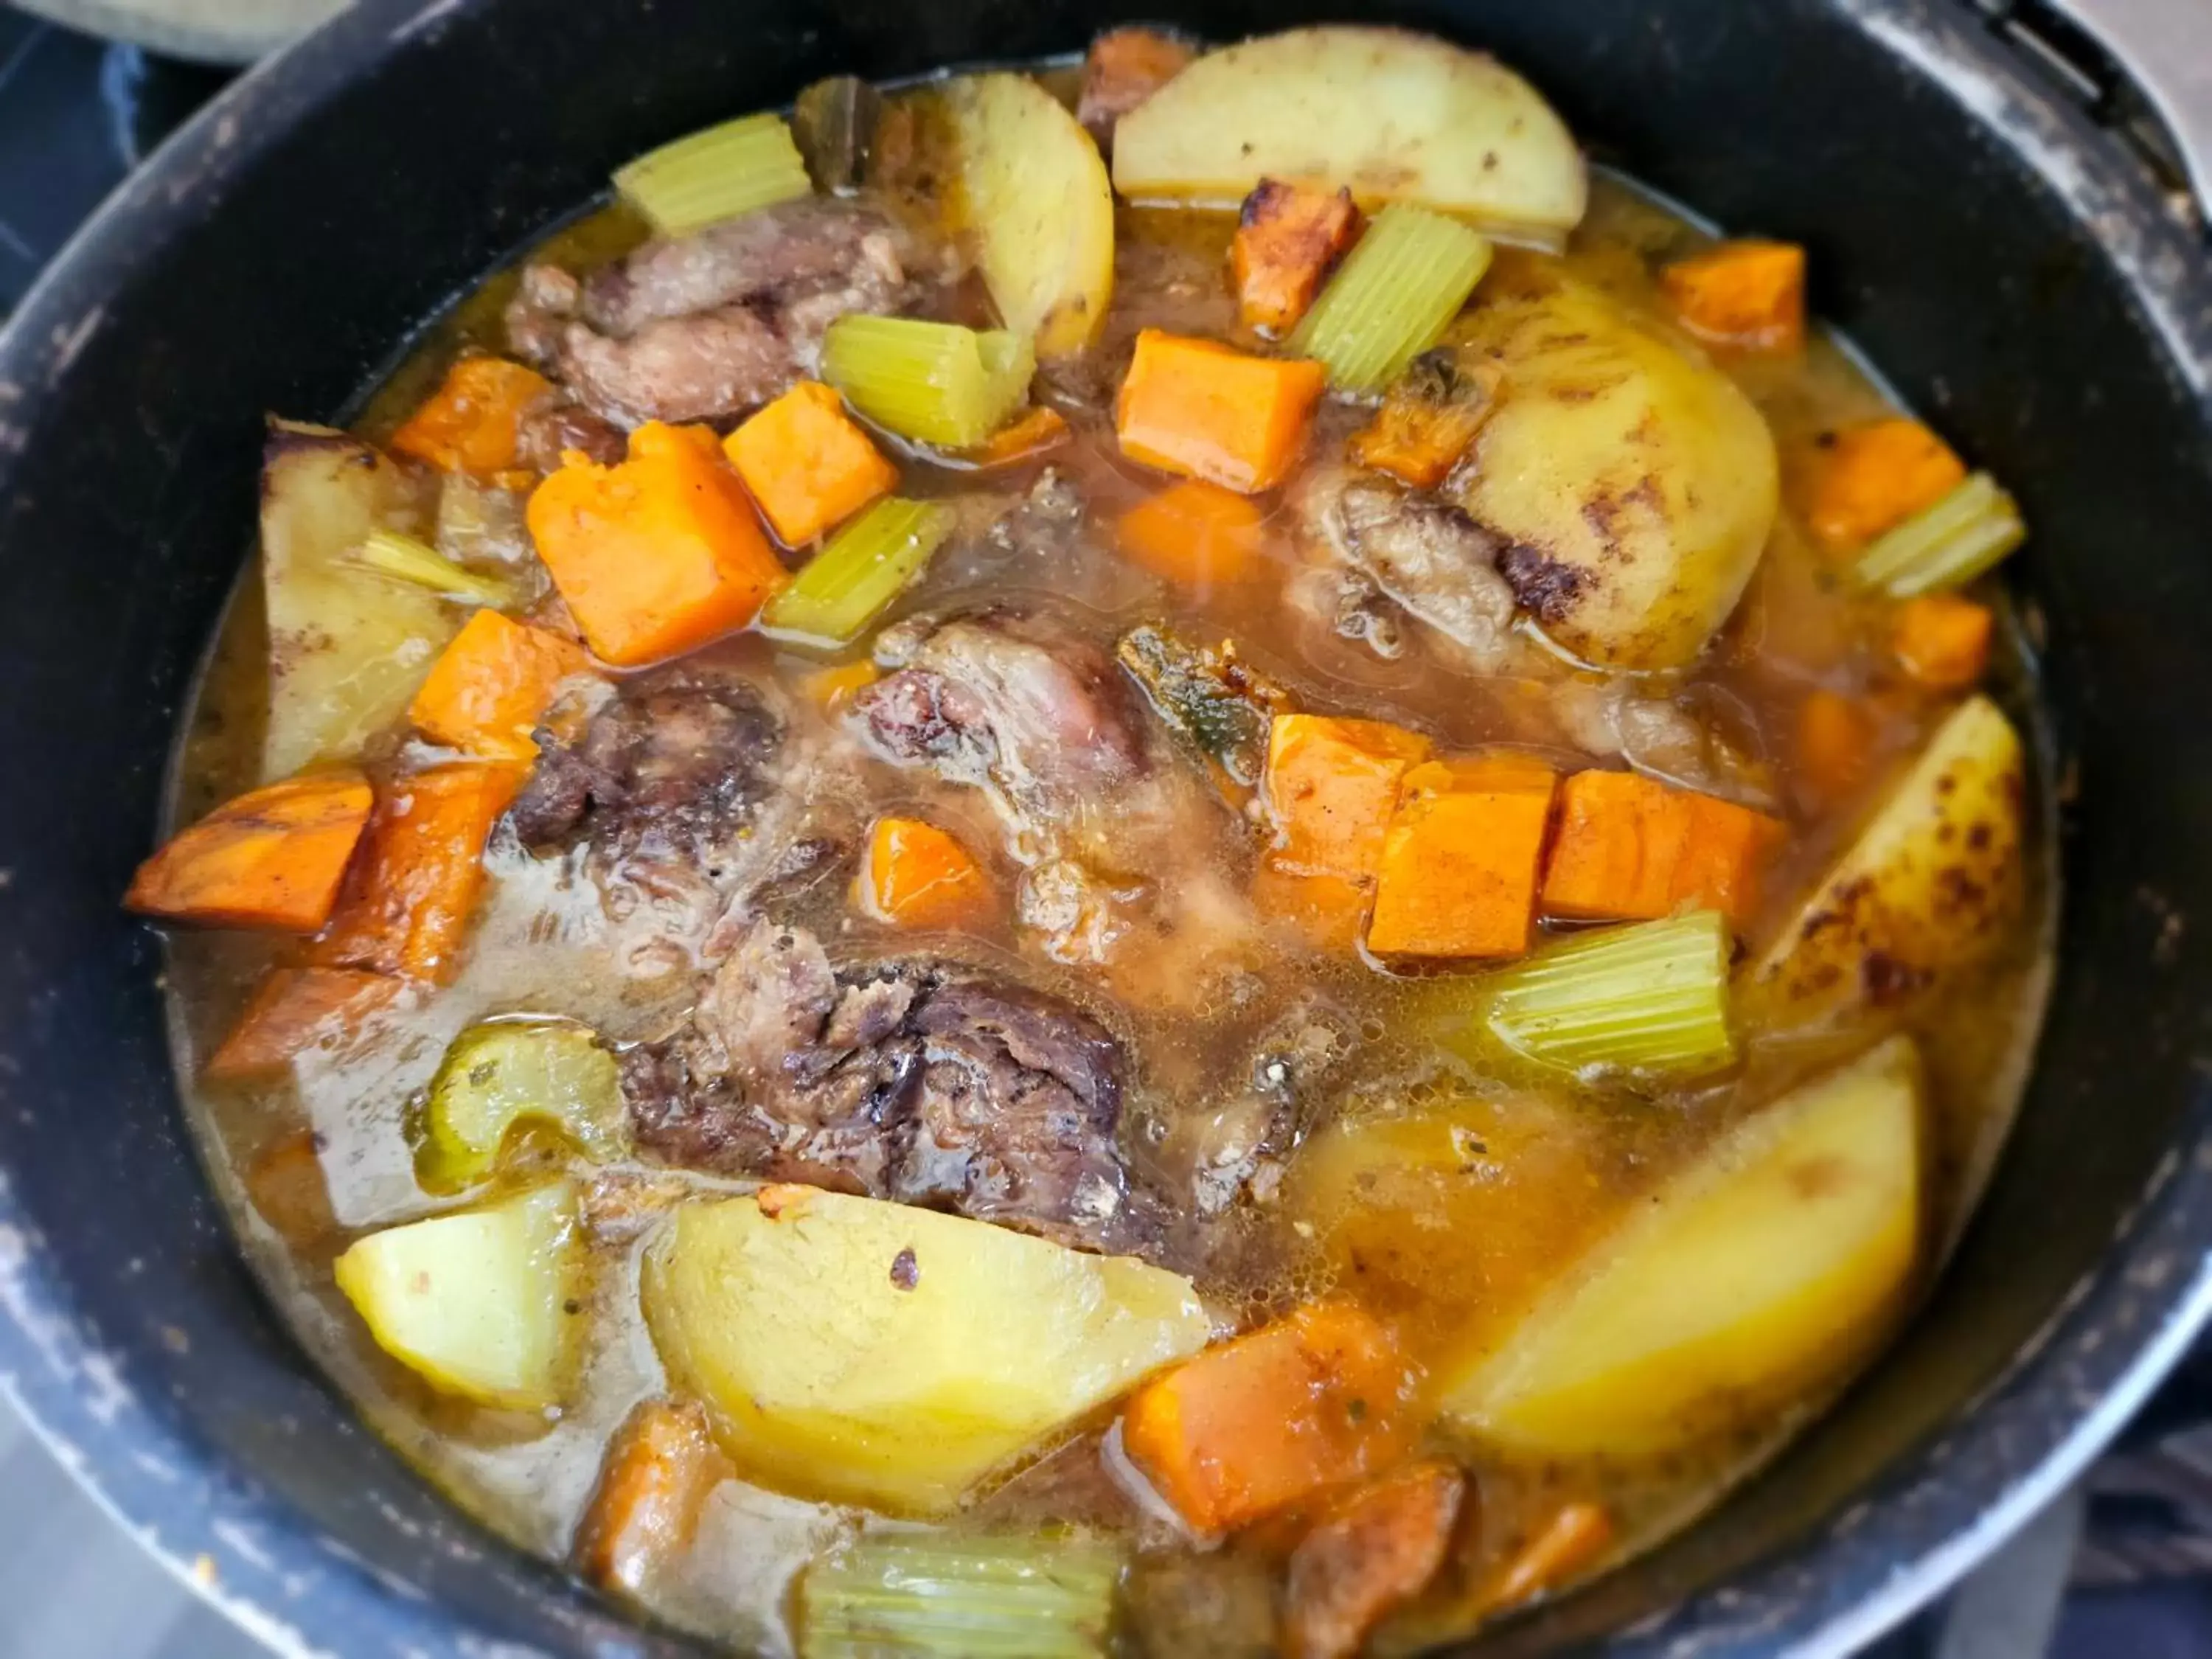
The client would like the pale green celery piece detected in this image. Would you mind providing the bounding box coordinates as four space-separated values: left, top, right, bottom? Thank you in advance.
412 1019 627 1194
1853 470 2026 597
760 498 953 647
613 112 814 237
1472 910 1736 1077
1288 204 1494 394
352 528 516 608
800 1534 1124 1659
821 316 1036 448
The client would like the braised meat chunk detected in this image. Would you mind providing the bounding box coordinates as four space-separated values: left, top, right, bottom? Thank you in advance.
506 199 913 428
622 921 1152 1253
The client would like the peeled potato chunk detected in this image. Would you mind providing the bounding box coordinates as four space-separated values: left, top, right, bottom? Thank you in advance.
333 1180 581 1411
1753 695 2025 1022
939 72 1116 359
1113 26 1587 245
260 422 453 781
1453 271 1780 670
641 1186 1212 1513
1443 1037 1922 1458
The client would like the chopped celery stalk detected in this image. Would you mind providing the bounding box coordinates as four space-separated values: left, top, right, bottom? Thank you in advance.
1289 205 1494 394
801 1534 1124 1659
352 528 515 608
613 113 813 236
1852 470 2025 597
411 1020 628 1194
1471 911 1736 1077
762 498 952 646
822 316 1035 448
333 1181 580 1411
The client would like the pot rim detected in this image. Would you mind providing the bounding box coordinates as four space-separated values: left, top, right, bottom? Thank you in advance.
2 2 2210 1655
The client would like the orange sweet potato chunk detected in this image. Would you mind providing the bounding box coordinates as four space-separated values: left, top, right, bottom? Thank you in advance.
1367 757 1557 958
1234 179 1361 334
127 770 375 933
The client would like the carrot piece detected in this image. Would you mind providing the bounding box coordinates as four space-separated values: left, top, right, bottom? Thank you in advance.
243 1129 340 1250
1349 347 1502 490
1234 179 1362 335
1117 479 1270 592
1540 771 1784 928
408 609 591 761
1121 1302 1411 1535
1805 418 1966 552
1250 864 1371 956
1116 330 1326 494
1077 26 1194 143
856 817 992 930
723 380 899 547
1478 1500 1614 1615
204 967 400 1082
574 1399 731 1597
959 405 1072 470
1794 689 1878 810
799 659 880 712
1367 756 1557 959
126 770 375 933
1659 239 1806 354
526 421 789 667
1262 714 1433 880
315 762 525 983
1891 592 1993 690
389 355 554 477
1286 1463 1467 1659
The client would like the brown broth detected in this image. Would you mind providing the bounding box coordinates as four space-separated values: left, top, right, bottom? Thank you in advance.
158 169 2055 1657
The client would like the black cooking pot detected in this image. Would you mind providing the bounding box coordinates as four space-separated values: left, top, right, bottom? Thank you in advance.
2 0 2209 1652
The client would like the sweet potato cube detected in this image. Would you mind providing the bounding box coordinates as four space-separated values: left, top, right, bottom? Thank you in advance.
409 609 591 761
315 762 525 983
1805 418 1966 552
1116 330 1326 493
1234 179 1361 333
1121 1302 1411 1534
1366 756 1556 958
390 355 554 477
1891 593 1993 691
723 380 898 546
526 422 788 666
1540 770 1783 927
1660 239 1805 354
1077 27 1195 145
126 769 375 933
1117 479 1270 593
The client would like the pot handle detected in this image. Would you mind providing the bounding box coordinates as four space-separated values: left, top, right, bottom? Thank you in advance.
2022 0 2212 220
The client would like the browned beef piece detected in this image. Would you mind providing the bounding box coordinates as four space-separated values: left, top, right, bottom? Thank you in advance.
850 608 1150 828
622 921 1152 1253
504 199 908 428
1293 467 1521 674
509 660 784 853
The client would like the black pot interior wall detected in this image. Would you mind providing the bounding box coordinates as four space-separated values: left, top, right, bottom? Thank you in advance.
0 0 2208 1653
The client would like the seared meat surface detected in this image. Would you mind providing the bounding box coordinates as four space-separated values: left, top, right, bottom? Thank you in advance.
506 199 911 428
511 661 785 853
1294 467 1522 675
623 922 1151 1253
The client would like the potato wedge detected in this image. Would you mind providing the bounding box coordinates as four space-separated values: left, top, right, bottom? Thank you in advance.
262 421 455 779
1286 1093 1619 1370
1443 1038 1922 1456
333 1180 581 1411
941 73 1115 359
1752 695 2025 1022
641 1186 1211 1513
1112 27 1586 246
1453 272 1779 669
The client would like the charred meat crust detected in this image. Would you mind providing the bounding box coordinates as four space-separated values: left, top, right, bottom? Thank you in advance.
622 922 1152 1254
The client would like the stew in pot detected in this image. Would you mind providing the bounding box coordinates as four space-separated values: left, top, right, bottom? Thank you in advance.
131 25 2051 1658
